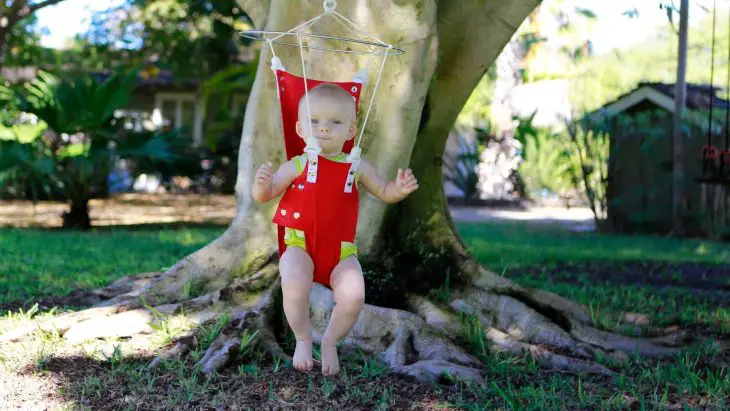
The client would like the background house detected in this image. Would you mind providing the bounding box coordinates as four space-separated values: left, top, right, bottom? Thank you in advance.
1 66 249 146
590 82 730 235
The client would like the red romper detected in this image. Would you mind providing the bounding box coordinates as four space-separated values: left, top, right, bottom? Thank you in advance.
273 156 359 287
272 69 364 288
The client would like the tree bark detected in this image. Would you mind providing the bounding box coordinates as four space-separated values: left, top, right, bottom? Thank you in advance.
62 198 91 229
672 0 689 234
0 0 696 382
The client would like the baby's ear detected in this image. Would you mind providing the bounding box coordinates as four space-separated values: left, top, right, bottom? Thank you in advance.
295 121 306 139
347 123 356 140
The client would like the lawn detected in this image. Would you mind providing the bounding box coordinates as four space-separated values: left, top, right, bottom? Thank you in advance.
1 221 729 410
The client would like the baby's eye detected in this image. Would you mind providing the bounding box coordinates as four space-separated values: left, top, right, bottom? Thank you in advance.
310 119 319 124
333 120 342 125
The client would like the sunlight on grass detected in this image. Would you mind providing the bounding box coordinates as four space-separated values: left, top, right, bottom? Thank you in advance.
0 218 728 409
0 226 224 305
457 221 730 270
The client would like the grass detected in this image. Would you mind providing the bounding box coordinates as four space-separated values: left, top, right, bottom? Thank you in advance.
458 221 730 337
1 220 729 409
0 226 223 305
458 220 730 268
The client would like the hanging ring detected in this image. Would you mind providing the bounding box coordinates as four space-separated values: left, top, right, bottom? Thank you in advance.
324 0 337 13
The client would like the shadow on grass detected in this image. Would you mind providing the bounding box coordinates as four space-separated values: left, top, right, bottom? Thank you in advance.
18 221 230 233
28 349 445 411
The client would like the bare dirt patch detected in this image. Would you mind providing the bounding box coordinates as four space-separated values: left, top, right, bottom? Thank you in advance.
0 194 236 228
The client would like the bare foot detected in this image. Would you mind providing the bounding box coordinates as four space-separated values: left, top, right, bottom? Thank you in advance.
321 341 340 376
293 340 313 371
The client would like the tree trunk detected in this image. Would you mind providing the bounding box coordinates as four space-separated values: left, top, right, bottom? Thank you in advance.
0 26 10 69
0 0 692 381
62 198 91 229
672 0 689 235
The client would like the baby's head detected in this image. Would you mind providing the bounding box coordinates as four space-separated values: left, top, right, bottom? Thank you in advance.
296 83 356 154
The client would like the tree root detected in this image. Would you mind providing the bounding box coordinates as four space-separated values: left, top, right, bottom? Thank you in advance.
485 328 614 375
307 284 485 382
405 268 696 377
0 254 701 383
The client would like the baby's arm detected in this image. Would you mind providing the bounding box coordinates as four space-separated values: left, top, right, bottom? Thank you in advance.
252 160 299 203
358 159 418 204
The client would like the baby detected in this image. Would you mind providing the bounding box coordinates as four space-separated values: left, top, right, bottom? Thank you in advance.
252 83 418 376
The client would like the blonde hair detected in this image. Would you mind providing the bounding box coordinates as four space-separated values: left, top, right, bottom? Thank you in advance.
298 83 356 120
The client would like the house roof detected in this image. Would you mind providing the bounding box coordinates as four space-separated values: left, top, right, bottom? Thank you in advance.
94 68 199 92
598 82 730 116
1 66 200 90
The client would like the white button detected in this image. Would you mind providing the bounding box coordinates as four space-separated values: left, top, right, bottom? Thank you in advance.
281 209 287 216
351 86 357 92
294 212 301 219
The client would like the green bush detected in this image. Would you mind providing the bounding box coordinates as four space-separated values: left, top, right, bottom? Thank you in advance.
0 69 177 228
514 114 609 221
443 126 492 202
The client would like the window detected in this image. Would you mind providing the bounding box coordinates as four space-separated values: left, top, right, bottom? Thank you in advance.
152 92 203 145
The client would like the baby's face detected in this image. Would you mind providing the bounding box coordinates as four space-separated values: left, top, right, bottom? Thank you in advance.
297 95 355 154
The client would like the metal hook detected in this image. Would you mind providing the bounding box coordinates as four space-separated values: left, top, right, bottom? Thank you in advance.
323 0 337 13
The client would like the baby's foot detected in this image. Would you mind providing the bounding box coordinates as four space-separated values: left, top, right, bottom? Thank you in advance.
292 340 313 371
321 341 340 376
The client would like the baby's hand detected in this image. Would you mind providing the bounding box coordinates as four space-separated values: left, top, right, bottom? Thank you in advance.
255 162 274 189
395 168 418 197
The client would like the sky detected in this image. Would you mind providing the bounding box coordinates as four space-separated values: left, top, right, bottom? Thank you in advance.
35 0 718 53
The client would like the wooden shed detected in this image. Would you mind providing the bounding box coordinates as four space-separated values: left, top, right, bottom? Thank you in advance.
590 82 730 237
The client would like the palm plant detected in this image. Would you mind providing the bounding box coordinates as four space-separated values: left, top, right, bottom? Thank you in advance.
0 69 177 228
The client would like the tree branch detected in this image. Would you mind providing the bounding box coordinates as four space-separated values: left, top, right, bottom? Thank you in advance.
27 0 67 15
390 0 540 242
235 0 270 29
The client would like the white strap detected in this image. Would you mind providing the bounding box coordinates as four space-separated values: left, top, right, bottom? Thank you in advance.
299 32 321 183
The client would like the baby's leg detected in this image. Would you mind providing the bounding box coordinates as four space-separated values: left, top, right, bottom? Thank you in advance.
280 247 315 371
321 256 365 376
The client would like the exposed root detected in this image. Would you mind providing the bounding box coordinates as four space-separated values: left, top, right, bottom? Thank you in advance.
484 328 613 375
1 259 278 345
469 269 694 360
1 245 702 384
522 288 593 325
96 236 277 309
90 272 165 303
410 294 616 375
196 330 243 374
392 360 484 382
569 321 684 357
452 288 596 359
194 279 282 374
307 284 484 382
148 331 196 370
